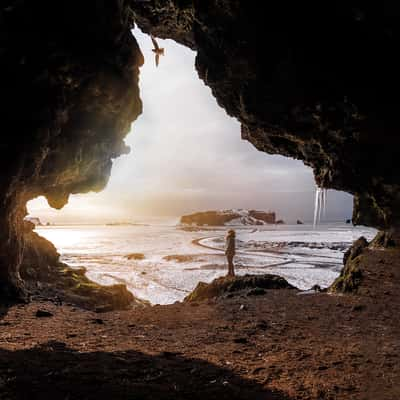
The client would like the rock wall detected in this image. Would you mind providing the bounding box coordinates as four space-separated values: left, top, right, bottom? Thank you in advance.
0 1 143 299
131 1 400 231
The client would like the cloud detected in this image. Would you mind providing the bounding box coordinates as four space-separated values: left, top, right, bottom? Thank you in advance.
28 28 353 223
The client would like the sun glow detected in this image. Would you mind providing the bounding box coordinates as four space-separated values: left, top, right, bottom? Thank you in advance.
25 28 352 225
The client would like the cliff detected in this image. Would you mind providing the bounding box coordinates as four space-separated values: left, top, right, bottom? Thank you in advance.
180 209 276 226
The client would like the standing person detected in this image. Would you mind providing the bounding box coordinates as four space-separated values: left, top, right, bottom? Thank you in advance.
225 229 236 276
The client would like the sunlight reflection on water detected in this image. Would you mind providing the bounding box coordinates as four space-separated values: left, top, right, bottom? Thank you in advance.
35 223 377 304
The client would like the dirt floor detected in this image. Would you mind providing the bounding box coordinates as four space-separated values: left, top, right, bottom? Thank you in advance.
0 247 399 400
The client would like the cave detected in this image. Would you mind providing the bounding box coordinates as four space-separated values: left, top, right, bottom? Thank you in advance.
1 1 399 301
1 2 400 398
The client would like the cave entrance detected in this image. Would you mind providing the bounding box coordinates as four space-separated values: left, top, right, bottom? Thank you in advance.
25 29 359 305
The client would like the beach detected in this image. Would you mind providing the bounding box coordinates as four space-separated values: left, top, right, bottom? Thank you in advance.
35 222 376 304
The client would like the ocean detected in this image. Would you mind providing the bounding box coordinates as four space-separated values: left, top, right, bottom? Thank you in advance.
35 221 377 305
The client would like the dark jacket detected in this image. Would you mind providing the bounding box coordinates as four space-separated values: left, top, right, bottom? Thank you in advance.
225 235 235 256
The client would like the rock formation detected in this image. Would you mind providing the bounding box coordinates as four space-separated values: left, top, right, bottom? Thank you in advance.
131 2 400 231
1 1 400 299
248 210 276 224
20 221 145 311
180 209 276 226
185 274 296 302
329 236 369 293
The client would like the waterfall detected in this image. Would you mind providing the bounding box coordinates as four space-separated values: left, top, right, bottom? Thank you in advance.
313 186 328 227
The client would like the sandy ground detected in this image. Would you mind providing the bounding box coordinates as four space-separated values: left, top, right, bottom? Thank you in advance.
0 248 399 400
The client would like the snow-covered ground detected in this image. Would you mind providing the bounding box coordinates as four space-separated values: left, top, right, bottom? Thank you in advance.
35 222 377 304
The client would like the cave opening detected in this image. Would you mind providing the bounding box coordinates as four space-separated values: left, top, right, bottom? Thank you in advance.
1 1 395 304
1 3 400 397
21 28 365 306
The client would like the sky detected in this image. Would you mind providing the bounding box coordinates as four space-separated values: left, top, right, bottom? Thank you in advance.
28 28 353 224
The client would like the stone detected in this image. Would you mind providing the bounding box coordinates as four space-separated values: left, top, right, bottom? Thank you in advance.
329 236 370 293
343 236 369 266
126 253 145 260
185 274 296 302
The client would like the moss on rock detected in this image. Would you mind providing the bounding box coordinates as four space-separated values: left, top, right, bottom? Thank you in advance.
20 223 148 311
329 256 363 294
329 236 369 294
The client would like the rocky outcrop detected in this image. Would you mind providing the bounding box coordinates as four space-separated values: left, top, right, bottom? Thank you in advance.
130 2 400 232
330 231 400 294
343 236 369 266
329 236 369 293
181 210 238 226
185 274 296 302
248 210 276 224
20 222 146 311
180 209 275 226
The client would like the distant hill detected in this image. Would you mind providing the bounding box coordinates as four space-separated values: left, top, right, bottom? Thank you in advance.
180 209 276 226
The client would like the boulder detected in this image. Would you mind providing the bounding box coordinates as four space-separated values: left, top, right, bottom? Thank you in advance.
185 274 296 302
343 236 369 266
329 236 368 293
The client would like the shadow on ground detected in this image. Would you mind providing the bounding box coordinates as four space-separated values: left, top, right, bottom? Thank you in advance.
0 342 290 400
0 304 11 321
